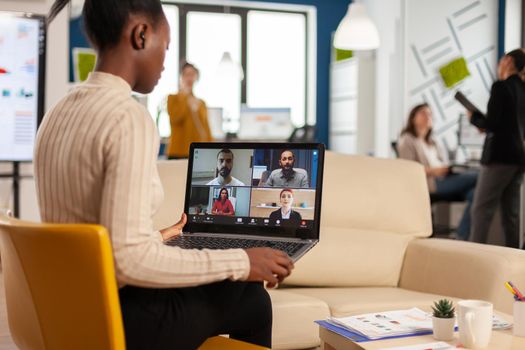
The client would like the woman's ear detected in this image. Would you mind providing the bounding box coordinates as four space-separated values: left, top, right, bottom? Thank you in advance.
131 24 148 50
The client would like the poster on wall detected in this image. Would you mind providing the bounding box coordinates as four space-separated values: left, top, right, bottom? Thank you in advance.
0 12 46 161
405 0 498 155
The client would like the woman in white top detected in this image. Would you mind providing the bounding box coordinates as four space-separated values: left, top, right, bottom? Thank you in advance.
397 103 477 240
38 0 293 349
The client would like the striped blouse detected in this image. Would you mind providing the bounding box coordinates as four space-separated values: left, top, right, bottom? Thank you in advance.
34 72 250 288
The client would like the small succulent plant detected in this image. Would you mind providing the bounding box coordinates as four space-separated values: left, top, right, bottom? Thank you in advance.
432 299 455 319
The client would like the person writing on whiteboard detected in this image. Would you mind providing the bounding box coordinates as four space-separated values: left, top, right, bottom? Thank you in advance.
467 49 525 248
212 188 235 216
37 1 293 349
166 62 213 159
398 103 477 240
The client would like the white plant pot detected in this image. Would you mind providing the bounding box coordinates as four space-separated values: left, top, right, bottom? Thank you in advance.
432 316 455 341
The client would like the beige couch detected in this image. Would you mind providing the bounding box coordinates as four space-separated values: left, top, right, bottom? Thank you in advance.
153 151 525 350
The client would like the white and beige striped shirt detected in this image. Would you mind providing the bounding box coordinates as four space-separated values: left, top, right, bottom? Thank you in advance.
34 72 250 288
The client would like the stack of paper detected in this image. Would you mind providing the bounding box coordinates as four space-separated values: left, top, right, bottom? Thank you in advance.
378 342 454 350
325 308 512 341
327 308 433 340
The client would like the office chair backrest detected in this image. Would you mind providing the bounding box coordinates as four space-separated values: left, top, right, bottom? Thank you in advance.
288 125 316 143
0 213 125 350
391 141 399 157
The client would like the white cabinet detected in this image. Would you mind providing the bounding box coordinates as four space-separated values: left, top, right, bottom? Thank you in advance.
329 58 358 154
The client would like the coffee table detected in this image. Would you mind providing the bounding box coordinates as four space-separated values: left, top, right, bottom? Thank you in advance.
319 312 525 350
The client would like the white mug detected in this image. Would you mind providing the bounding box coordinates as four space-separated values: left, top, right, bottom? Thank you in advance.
457 300 493 349
513 301 525 336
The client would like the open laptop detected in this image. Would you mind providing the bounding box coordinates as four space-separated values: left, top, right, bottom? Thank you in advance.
165 142 325 262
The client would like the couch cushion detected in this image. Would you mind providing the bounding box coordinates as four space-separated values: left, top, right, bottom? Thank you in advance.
286 287 459 317
153 159 188 230
283 227 413 287
268 289 330 350
321 152 431 237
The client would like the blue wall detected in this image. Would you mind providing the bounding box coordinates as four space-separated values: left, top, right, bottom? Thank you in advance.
498 0 505 57
242 0 350 147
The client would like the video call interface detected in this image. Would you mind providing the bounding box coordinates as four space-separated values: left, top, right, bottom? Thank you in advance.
188 147 320 230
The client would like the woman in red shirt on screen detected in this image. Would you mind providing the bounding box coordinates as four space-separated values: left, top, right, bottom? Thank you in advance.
212 187 235 216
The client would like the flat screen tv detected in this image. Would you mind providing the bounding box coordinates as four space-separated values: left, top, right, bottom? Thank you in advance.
0 12 46 161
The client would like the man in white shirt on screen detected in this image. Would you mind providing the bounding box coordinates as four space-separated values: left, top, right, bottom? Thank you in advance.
207 149 245 186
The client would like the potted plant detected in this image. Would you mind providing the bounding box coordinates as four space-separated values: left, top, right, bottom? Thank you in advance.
431 299 455 340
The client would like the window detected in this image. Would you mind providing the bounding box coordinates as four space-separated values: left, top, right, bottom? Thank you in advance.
150 1 315 137
186 11 242 132
247 11 306 127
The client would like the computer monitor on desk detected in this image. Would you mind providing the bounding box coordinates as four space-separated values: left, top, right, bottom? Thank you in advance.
237 106 293 141
207 107 225 140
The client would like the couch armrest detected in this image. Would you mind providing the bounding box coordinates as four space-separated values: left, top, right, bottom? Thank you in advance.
399 238 525 314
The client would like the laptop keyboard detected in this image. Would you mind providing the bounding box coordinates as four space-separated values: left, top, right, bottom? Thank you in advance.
166 235 307 257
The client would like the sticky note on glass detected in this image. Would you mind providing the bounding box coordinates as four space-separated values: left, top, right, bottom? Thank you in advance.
73 47 97 82
439 57 470 88
335 48 353 62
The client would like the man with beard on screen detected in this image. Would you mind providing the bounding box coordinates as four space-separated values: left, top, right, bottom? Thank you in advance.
266 150 309 188
207 149 246 186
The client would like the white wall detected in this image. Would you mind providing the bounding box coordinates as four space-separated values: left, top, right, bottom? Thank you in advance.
0 0 69 221
365 0 499 158
364 0 404 158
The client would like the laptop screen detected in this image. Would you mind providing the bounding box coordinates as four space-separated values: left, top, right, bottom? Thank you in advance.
183 143 325 240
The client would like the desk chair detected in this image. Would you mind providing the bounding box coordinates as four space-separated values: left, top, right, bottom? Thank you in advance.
289 125 316 143
390 141 464 237
391 141 399 157
429 192 466 236
0 212 267 350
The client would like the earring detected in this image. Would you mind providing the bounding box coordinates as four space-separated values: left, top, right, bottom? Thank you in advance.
140 31 145 49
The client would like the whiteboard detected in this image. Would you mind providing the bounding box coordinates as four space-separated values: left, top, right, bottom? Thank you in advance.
0 13 46 161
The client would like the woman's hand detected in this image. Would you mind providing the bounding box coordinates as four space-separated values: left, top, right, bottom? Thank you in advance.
431 166 450 177
160 213 187 241
245 248 294 288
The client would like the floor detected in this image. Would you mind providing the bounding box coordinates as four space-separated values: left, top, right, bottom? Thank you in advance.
0 268 16 350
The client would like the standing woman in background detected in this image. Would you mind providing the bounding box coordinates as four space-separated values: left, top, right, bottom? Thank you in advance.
37 0 294 349
166 62 213 159
469 49 525 248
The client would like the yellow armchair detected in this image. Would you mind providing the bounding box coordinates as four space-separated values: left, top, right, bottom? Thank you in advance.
0 213 267 350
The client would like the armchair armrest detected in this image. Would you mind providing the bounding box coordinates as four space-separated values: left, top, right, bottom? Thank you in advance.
399 238 525 314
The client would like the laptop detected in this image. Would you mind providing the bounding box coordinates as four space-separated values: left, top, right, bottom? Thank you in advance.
165 142 325 262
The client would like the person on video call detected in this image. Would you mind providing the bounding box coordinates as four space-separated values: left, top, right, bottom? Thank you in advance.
397 103 477 240
269 189 302 225
207 149 245 186
212 187 235 216
266 150 309 188
468 48 525 248
166 62 213 159
38 1 293 349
